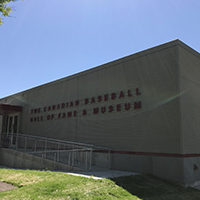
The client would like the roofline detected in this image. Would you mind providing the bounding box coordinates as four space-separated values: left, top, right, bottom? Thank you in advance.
1 39 199 100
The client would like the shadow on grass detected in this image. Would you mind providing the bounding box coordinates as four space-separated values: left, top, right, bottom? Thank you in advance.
110 174 200 200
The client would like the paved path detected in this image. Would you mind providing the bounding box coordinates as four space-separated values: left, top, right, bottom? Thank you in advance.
0 182 17 192
67 170 139 179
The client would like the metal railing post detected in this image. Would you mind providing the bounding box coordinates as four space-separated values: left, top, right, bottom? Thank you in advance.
57 144 59 162
16 133 18 150
44 139 47 158
108 149 111 169
68 152 70 170
34 139 36 152
25 137 27 152
90 149 92 171
54 153 56 162
72 151 74 166
85 150 88 170
10 133 13 148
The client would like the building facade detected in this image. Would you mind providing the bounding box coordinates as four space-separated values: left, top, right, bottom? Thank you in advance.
1 40 200 187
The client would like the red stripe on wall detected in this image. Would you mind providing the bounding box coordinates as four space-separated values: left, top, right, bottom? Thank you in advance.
94 150 200 158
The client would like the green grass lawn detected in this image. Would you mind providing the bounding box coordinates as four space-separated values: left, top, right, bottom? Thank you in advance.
0 169 139 200
1 168 200 200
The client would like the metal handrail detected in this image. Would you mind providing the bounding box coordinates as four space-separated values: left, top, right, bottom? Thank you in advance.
28 148 93 154
4 132 110 150
1 133 111 171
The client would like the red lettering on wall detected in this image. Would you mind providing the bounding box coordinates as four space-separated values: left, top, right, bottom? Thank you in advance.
30 87 142 121
111 93 116 100
85 98 89 104
117 104 121 111
75 100 79 106
128 90 132 97
136 88 141 95
101 107 106 113
125 103 131 110
61 103 65 109
119 91 124 98
70 101 73 107
109 105 113 113
68 112 72 117
62 113 66 118
58 113 61 119
91 97 95 103
83 109 87 116
93 107 99 114
98 95 102 102
104 94 108 101
134 101 141 109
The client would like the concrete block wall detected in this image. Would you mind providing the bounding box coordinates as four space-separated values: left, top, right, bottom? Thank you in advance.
0 148 82 171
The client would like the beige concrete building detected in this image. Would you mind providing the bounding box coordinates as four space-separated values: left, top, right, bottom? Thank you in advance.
1 39 200 187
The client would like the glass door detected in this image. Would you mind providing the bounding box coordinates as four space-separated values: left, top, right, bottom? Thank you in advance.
0 115 2 147
6 114 19 145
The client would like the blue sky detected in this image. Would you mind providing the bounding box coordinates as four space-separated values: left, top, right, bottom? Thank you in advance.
0 0 200 98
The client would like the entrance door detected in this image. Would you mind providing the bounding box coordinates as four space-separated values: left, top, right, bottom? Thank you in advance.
6 114 19 145
0 115 2 146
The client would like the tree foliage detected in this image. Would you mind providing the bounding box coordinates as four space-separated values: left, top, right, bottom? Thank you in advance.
0 0 17 25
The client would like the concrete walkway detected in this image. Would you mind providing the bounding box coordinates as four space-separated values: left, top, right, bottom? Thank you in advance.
67 170 139 179
0 182 17 192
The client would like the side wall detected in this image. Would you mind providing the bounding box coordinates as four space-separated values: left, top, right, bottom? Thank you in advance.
179 44 200 186
0 42 184 185
111 153 185 184
0 44 181 155
180 45 200 155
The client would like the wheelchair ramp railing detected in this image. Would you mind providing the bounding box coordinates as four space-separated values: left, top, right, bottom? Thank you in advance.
1 133 111 171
